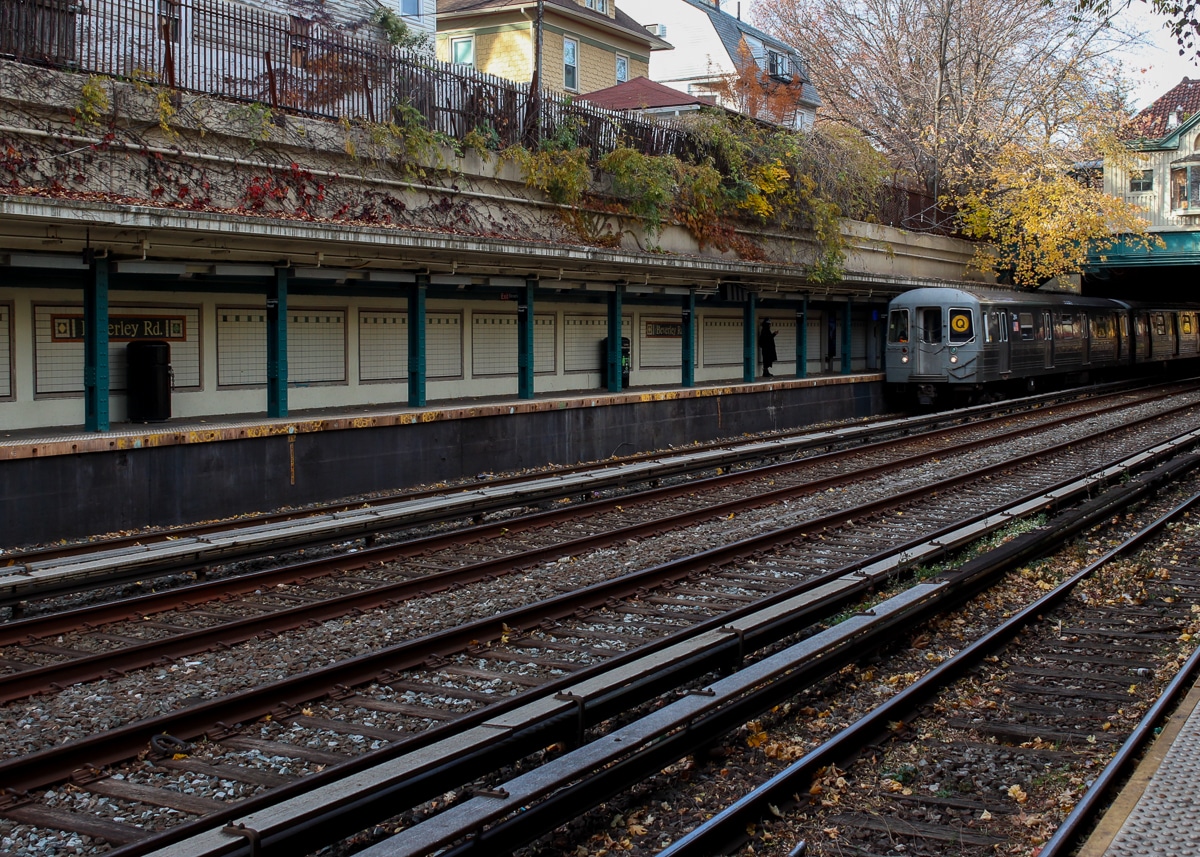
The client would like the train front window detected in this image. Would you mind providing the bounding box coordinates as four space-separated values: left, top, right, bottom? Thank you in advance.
948 307 974 344
887 309 910 343
921 308 942 344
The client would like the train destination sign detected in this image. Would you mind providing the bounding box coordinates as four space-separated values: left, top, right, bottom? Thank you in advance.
52 315 187 342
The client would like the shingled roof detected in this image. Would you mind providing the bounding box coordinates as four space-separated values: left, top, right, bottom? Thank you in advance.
1130 77 1200 142
674 0 820 109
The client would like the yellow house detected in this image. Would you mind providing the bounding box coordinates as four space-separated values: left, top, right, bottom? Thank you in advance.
436 0 671 95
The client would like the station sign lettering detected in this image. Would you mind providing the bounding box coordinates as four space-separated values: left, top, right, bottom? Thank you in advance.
52 315 187 342
645 320 683 338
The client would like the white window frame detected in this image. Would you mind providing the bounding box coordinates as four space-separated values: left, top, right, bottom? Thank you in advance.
563 35 579 90
615 53 628 83
1129 168 1152 194
767 49 789 80
450 35 474 67
1171 163 1200 212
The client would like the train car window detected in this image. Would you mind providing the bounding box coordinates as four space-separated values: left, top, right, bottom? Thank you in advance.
887 309 910 343
997 311 1008 342
1183 314 1194 335
948 307 974 343
1080 313 1089 338
983 312 992 343
1154 313 1167 336
1019 313 1035 340
921 308 943 343
1058 315 1075 340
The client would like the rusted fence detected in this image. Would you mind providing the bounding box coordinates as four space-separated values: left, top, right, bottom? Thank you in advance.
0 0 695 155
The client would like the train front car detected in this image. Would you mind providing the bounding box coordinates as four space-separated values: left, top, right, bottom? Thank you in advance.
885 287 985 407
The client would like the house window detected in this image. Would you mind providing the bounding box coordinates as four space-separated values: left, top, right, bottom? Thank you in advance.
615 53 628 83
289 16 311 68
585 0 606 12
450 36 474 67
767 50 790 80
159 0 181 42
563 36 579 90
1171 164 1200 211
400 0 420 16
1129 169 1152 193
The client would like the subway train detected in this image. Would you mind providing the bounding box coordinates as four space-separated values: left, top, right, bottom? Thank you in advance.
884 286 1200 407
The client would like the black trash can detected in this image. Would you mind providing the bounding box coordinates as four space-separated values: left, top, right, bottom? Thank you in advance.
126 340 171 422
600 336 631 388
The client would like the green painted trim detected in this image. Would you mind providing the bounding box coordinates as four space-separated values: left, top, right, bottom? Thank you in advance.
796 296 808 379
84 257 110 432
1088 230 1200 268
408 277 428 408
606 286 624 392
743 295 755 383
267 267 288 418
681 290 695 388
518 279 535 399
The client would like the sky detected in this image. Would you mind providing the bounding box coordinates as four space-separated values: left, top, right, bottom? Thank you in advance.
1115 2 1200 108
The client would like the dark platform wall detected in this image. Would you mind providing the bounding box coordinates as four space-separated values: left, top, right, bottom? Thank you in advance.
1 382 883 547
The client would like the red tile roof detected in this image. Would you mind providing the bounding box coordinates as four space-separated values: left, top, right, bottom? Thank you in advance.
580 76 714 110
1131 76 1200 140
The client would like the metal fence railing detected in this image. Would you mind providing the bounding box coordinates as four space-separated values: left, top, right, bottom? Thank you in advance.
0 0 697 154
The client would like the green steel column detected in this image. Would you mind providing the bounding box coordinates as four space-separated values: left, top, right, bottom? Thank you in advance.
408 275 428 407
841 297 853 375
796 296 808 379
681 290 695 388
84 257 110 432
743 293 756 383
518 279 535 399
267 267 288 418
606 285 624 392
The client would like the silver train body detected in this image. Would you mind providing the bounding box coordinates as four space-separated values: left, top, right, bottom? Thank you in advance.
885 286 1200 406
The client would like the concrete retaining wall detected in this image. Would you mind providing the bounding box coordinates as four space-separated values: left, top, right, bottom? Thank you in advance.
0 379 882 546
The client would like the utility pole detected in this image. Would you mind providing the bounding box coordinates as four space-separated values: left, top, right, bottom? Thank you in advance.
528 0 544 146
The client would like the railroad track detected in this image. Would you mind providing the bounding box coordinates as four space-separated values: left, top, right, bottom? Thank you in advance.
2 386 1196 701
0 380 1170 615
639 479 1200 857
1 386 1200 856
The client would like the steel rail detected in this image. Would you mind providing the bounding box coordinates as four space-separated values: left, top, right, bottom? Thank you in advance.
3 395 1195 781
1 382 1184 701
656 487 1200 856
57 426 1200 857
2 381 1176 607
1 377 1148 567
363 454 1200 857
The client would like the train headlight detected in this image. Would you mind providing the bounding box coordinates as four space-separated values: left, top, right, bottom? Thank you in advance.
901 355 909 363
950 355 958 364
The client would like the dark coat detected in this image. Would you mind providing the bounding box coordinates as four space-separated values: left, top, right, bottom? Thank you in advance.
759 324 778 364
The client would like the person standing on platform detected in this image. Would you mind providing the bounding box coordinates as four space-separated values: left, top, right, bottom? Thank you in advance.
759 318 777 377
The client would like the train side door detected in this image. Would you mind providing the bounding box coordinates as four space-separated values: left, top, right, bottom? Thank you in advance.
1042 310 1054 368
915 307 943 374
1137 314 1150 360
994 309 1010 376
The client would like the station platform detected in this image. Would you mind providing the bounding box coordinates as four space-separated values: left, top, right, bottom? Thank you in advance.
0 371 884 548
1078 677 1200 857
